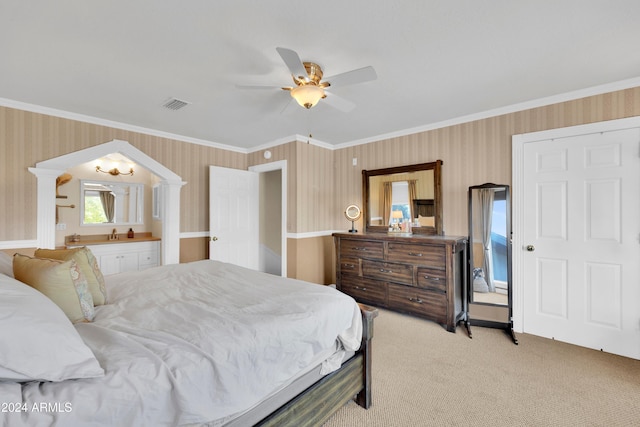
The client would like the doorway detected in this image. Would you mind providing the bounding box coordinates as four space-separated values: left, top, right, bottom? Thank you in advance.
250 160 287 277
209 162 287 276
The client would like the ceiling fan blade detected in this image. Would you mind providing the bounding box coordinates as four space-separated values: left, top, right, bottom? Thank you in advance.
276 47 309 81
323 91 356 112
236 84 285 90
325 66 377 88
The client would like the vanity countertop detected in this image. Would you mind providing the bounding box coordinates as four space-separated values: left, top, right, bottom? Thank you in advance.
65 232 160 248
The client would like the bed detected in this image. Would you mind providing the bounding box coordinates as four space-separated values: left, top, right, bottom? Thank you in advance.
0 255 377 427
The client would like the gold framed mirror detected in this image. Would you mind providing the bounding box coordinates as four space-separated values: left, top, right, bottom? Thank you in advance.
362 160 443 235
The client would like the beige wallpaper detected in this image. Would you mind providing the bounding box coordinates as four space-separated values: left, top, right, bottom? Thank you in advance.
2 87 640 262
0 107 245 241
332 88 640 236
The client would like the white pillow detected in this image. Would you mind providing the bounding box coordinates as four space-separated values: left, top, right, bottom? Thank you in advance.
0 273 104 382
0 251 13 277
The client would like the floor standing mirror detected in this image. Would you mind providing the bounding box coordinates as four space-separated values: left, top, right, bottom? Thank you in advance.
468 183 518 344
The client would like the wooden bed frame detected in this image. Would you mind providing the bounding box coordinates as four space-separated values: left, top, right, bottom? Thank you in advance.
1 249 378 426
256 304 378 427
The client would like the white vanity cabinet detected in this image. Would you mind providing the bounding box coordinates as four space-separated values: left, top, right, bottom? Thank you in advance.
84 241 160 275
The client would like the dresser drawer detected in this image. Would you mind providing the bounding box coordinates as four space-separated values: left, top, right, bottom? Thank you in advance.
416 267 447 292
387 283 447 322
340 276 387 306
363 260 413 285
339 257 360 274
340 239 384 260
387 242 445 266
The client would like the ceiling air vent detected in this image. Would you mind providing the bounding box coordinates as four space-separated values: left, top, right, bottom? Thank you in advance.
162 98 190 111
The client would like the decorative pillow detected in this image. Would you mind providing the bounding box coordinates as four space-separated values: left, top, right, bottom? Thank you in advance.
0 273 104 382
0 251 13 277
13 254 95 323
35 247 107 305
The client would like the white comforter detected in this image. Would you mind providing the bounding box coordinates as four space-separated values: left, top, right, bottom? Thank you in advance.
1 260 362 426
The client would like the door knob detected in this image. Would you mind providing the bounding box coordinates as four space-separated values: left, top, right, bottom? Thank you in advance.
211 236 218 242
526 244 535 252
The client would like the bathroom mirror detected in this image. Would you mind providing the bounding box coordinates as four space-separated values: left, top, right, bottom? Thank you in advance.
468 183 517 343
363 160 443 235
80 180 144 225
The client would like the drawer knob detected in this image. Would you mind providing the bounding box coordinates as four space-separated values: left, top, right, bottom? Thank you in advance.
354 247 368 251
409 297 423 304
379 268 392 273
423 275 440 281
408 252 423 257
355 286 368 291
344 263 355 268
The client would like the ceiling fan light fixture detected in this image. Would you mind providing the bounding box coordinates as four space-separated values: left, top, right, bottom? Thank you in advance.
290 85 325 109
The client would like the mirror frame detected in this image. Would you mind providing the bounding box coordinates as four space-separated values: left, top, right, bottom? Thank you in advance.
344 204 362 221
362 160 443 235
466 182 518 344
80 179 144 226
467 183 511 308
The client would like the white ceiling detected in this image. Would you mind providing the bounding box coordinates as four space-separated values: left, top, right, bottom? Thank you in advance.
2 1 640 151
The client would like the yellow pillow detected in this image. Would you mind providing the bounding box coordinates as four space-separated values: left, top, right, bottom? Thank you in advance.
13 254 95 323
35 247 107 305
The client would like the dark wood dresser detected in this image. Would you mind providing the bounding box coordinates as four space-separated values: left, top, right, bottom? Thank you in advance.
333 232 467 332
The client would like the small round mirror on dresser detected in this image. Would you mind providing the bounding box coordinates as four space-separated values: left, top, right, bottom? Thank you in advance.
344 204 361 233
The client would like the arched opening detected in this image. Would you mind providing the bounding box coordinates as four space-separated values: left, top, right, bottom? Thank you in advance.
29 139 185 265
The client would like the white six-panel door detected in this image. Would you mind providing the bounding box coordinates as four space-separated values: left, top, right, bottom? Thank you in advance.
209 166 259 270
521 127 640 359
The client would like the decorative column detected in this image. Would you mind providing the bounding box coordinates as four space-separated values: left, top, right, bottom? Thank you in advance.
28 167 65 249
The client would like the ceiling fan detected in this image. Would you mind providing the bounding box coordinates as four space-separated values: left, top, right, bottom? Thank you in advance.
239 47 377 112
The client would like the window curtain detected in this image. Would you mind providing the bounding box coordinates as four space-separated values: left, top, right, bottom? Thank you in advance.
407 180 417 220
100 191 116 223
479 188 495 292
382 182 393 226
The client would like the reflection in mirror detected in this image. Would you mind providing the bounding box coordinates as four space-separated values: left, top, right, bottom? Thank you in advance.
467 183 517 343
363 161 443 235
469 185 509 305
80 180 144 225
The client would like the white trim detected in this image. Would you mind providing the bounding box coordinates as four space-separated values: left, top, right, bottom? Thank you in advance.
28 167 65 249
247 134 334 153
287 230 342 239
511 115 640 333
30 139 186 265
180 231 209 239
3 77 639 153
335 77 640 150
178 230 341 240
249 160 288 277
0 97 247 154
0 240 39 250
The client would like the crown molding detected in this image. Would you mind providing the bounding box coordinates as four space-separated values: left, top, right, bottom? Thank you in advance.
3 76 639 154
332 76 640 150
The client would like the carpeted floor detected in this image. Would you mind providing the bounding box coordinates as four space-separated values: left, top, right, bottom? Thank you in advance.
323 309 640 427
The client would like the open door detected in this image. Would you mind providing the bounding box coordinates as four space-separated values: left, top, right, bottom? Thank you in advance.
209 166 259 270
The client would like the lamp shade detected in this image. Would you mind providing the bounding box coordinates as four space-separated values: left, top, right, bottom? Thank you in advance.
290 85 325 109
392 210 404 219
